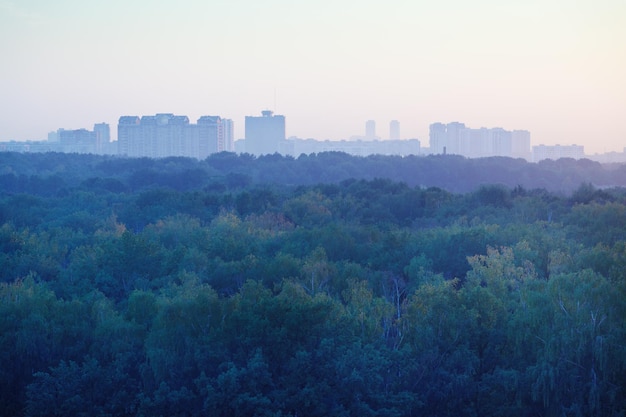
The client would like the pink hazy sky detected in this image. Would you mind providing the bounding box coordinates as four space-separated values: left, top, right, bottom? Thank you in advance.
1 0 625 154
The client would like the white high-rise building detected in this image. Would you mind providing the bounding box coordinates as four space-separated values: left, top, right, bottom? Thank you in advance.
389 120 400 140
117 114 227 159
365 120 377 140
244 110 286 155
430 122 530 159
222 118 234 152
93 123 110 154
429 123 447 154
445 122 465 155
491 128 512 157
511 130 531 160
197 116 223 159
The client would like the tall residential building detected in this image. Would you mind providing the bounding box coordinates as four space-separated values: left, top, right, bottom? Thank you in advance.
491 128 512 157
93 123 110 154
59 128 97 154
445 122 465 155
222 118 234 152
429 122 447 154
389 120 400 140
197 116 222 159
365 120 377 140
136 114 190 158
117 116 140 156
511 130 531 160
42 123 110 154
244 110 286 155
430 122 530 159
117 114 227 159
48 130 61 142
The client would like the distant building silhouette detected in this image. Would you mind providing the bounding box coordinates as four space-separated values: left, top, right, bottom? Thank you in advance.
59 128 96 154
445 122 465 155
511 130 531 160
117 113 230 159
429 122 531 160
93 123 110 154
389 120 400 140
587 148 626 163
532 144 584 162
117 116 140 156
365 120 377 140
286 137 420 157
244 110 286 155
48 129 61 142
197 116 222 157
222 118 235 152
429 123 448 154
8 112 619 162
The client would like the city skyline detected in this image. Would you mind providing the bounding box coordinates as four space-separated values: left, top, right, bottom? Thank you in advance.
6 110 625 162
1 0 625 154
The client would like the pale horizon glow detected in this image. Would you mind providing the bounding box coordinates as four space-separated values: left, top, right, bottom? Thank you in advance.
1 0 625 154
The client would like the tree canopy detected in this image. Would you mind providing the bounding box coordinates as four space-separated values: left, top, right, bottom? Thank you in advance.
1 151 625 416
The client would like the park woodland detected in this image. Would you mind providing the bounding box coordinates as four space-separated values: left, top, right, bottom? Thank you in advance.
1 151 625 416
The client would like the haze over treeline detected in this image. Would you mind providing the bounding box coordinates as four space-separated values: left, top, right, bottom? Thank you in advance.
2 151 626 195
1 151 626 416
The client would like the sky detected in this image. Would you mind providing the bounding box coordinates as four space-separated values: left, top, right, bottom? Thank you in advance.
1 0 625 154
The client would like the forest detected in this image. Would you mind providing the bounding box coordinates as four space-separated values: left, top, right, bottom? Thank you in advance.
1 151 625 416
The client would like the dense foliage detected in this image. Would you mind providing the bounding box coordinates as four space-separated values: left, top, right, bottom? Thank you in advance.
2 151 626 195
1 151 625 416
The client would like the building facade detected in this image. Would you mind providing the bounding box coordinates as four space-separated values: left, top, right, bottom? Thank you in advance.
429 122 448 154
389 120 400 140
59 129 96 154
54 123 112 154
287 137 421 157
93 123 110 154
511 130 531 160
532 144 585 162
365 120 377 140
222 118 235 152
117 114 230 159
244 110 286 155
429 122 531 160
